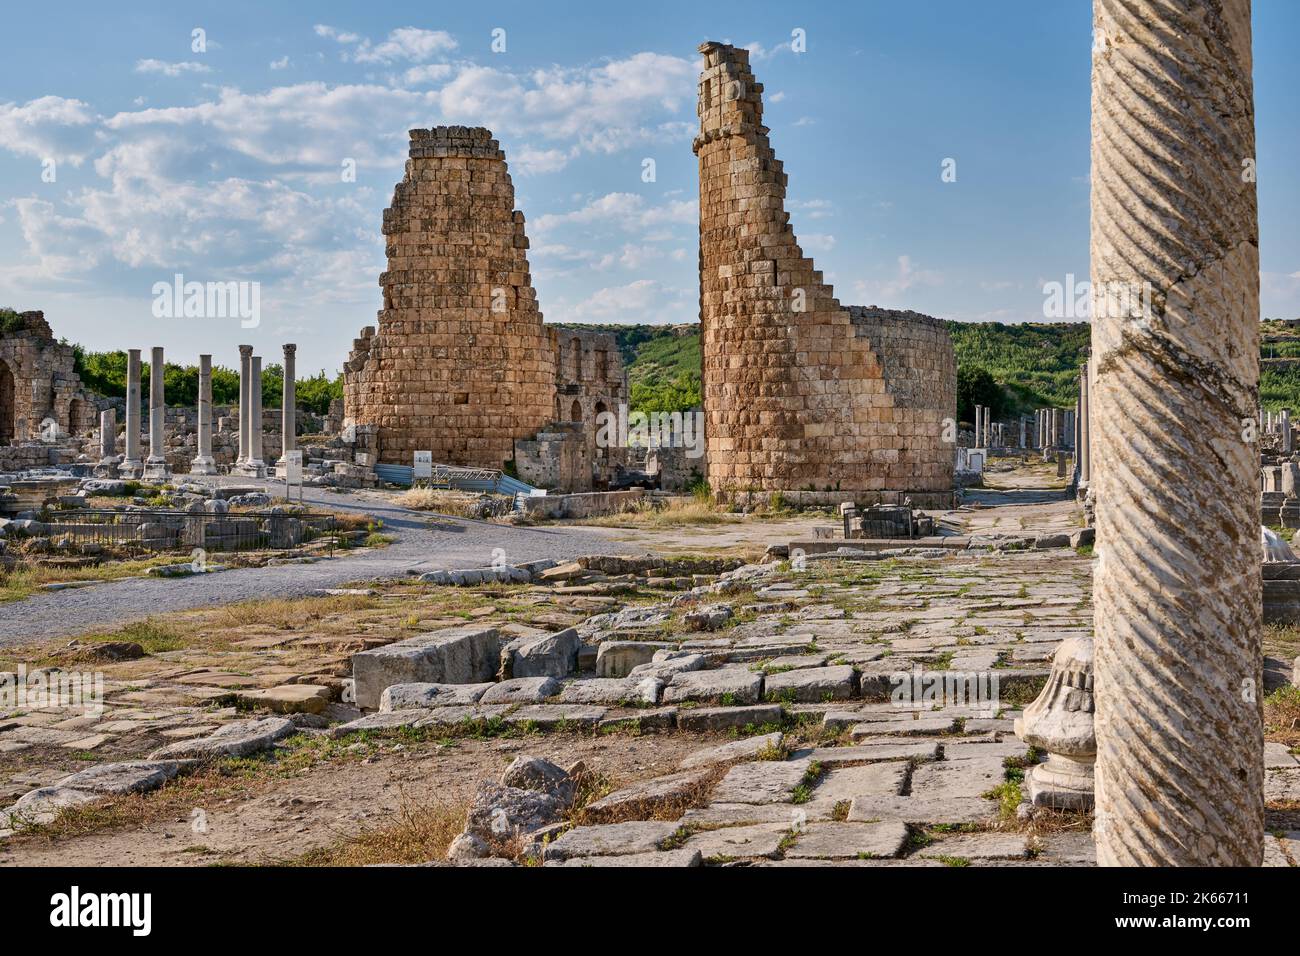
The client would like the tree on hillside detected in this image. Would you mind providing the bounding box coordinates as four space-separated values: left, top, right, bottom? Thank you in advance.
957 365 1004 424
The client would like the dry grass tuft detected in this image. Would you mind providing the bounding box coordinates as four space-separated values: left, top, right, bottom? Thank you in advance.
292 794 467 867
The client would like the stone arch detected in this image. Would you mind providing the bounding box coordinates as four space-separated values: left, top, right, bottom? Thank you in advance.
570 398 582 422
0 360 14 445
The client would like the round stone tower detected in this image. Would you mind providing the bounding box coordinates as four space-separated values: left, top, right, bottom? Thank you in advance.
344 127 556 469
695 42 955 497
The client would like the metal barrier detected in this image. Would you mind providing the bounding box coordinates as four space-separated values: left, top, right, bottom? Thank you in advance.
34 509 337 556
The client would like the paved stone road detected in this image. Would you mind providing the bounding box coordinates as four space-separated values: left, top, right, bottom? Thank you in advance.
0 482 628 647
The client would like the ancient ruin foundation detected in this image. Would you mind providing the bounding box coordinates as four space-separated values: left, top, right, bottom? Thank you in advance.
345 127 625 479
695 44 955 501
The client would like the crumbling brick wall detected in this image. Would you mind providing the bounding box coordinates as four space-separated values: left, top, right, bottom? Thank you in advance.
0 311 98 444
694 43 955 494
344 127 557 469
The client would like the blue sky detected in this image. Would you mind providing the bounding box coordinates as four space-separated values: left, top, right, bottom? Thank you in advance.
2 0 1296 375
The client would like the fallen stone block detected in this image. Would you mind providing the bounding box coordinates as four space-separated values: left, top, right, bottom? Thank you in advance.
380 682 493 712
683 822 790 861
352 625 501 710
55 760 189 796
510 628 580 679
505 705 606 730
582 768 713 822
765 665 858 703
546 848 701 868
675 704 783 733
235 683 332 715
684 604 733 631
465 783 566 846
596 707 677 733
680 731 783 769
785 820 910 860
595 640 673 678
845 794 999 827
915 832 1029 862
543 820 681 861
479 676 561 704
501 754 577 806
662 667 763 705
711 759 812 805
150 717 295 760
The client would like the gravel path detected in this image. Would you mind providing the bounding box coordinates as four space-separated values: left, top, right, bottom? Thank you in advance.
0 480 632 648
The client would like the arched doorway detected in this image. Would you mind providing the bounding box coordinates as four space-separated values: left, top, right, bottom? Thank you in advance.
570 399 582 422
0 361 14 445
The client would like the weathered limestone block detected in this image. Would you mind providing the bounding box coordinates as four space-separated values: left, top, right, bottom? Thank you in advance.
352 626 501 710
508 628 580 679
1014 637 1095 809
595 640 673 678
764 664 858 702
661 666 763 705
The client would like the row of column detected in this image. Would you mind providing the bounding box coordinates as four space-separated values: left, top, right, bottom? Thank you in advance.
100 344 298 480
1260 408 1293 454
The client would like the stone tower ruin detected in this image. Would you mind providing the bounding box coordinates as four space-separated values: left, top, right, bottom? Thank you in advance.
345 127 557 470
344 127 628 487
695 42 956 500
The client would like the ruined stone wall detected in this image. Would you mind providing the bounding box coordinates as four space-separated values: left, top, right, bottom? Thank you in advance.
344 127 556 469
695 43 955 494
550 328 627 426
0 311 98 444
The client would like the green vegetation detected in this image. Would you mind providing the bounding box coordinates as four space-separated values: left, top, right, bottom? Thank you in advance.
69 347 343 413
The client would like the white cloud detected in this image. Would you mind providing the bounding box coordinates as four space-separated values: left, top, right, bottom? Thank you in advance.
788 198 834 219
802 233 836 252
0 96 98 164
270 56 290 70
134 59 212 77
852 255 944 305
569 279 693 321
534 192 696 233
402 63 453 85
315 24 457 64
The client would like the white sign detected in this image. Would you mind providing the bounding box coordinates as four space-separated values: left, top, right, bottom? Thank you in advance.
413 450 433 480
284 450 303 486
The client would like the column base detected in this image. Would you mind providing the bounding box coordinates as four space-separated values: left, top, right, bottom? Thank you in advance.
234 460 267 478
142 457 172 481
118 458 143 479
190 456 218 476
1026 754 1095 811
95 456 122 477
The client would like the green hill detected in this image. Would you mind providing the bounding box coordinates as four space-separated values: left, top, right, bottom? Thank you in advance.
591 318 1300 420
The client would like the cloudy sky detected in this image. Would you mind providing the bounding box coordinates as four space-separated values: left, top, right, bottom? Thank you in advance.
2 0 1297 374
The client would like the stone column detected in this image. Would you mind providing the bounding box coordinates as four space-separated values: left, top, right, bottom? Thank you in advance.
1283 408 1293 455
237 345 253 465
1091 0 1262 866
974 405 982 447
143 346 170 480
1079 363 1091 486
118 349 143 478
248 355 265 474
191 354 216 475
1019 417 1026 450
277 343 296 470
96 408 119 475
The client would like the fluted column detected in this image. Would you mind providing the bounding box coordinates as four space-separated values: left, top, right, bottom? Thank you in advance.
1090 0 1262 866
143 346 170 479
192 354 216 475
118 349 143 478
